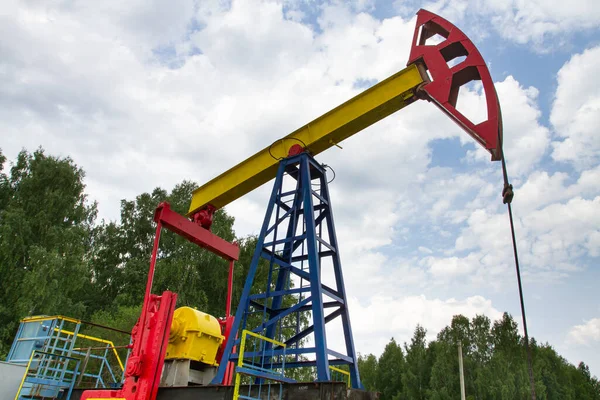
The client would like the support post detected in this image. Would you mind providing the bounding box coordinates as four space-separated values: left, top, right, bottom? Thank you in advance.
458 343 466 400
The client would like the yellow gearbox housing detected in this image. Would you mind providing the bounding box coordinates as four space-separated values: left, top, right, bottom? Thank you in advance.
165 307 224 366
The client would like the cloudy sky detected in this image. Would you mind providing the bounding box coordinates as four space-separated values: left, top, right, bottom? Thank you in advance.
2 0 599 376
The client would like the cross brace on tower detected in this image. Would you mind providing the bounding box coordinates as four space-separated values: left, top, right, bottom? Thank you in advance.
213 151 362 388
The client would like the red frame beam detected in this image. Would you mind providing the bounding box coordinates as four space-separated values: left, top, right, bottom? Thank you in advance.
154 202 239 261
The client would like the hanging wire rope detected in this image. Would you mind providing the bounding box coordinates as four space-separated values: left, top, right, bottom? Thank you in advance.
500 147 537 400
268 137 308 161
320 164 336 184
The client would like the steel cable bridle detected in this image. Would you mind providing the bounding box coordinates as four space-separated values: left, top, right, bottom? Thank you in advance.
500 147 537 400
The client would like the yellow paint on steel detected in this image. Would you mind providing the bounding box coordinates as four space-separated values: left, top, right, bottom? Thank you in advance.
240 329 286 348
188 63 426 215
233 330 287 400
20 317 125 372
22 315 81 324
14 351 36 400
329 366 351 387
55 328 125 372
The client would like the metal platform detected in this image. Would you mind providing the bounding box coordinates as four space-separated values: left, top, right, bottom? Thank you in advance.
70 383 379 400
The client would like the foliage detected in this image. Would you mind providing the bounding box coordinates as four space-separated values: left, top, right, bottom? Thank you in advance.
88 180 235 317
401 325 430 400
377 338 405 400
359 313 600 400
358 353 378 392
0 148 96 357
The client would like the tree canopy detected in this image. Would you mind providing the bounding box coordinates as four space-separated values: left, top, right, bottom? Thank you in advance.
0 148 96 355
358 314 600 400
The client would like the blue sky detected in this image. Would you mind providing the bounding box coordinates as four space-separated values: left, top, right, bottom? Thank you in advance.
1 0 599 377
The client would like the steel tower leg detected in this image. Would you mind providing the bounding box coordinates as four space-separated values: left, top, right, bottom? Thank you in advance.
213 152 362 389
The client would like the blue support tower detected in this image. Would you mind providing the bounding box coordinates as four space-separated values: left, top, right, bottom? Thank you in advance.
213 152 362 388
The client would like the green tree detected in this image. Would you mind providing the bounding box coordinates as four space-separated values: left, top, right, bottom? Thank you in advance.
469 314 493 399
89 181 236 318
428 339 459 400
2 147 599 400
0 148 97 356
571 362 600 399
335 314 600 399
377 338 404 400
358 353 378 392
401 325 429 400
487 313 529 399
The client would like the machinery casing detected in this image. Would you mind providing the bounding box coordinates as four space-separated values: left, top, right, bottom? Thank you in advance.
166 307 224 366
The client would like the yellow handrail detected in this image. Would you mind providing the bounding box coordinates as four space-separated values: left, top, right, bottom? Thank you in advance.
55 328 124 372
22 315 81 324
233 330 287 400
13 351 36 400
329 365 351 387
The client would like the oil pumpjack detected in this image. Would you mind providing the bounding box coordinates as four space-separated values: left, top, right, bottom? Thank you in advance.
7 9 505 400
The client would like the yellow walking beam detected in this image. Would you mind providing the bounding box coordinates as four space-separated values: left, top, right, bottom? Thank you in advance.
188 63 427 215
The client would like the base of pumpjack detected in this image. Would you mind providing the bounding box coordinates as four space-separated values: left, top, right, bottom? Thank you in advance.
160 359 218 387
71 382 379 400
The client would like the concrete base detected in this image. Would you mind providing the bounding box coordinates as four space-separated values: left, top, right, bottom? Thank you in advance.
71 382 379 400
0 361 26 400
160 359 217 387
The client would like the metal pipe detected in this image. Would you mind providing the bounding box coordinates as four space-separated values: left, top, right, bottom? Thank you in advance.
135 221 163 358
73 345 131 351
226 260 235 317
76 348 92 387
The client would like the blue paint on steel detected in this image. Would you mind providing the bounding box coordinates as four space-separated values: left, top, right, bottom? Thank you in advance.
15 351 81 400
6 317 124 396
213 152 362 388
213 161 287 386
300 155 330 381
235 367 296 384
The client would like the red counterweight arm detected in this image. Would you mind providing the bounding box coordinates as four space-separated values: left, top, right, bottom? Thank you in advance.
408 9 503 161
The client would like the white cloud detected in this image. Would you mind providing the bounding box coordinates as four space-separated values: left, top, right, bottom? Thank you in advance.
524 197 600 269
551 46 600 169
418 246 433 254
485 0 600 46
466 76 549 177
348 294 502 355
416 163 600 287
518 169 587 213
568 318 600 346
397 0 600 48
437 195 600 284
424 253 479 278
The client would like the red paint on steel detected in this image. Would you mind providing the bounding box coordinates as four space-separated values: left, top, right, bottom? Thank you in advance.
226 260 235 317
288 143 305 156
217 315 236 385
155 202 239 261
193 204 216 230
408 9 503 161
215 259 236 384
81 292 177 400
140 221 163 341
